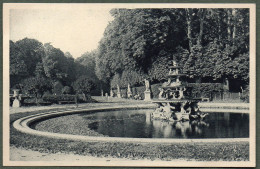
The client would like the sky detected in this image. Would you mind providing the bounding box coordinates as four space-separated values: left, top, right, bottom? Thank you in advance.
10 5 114 58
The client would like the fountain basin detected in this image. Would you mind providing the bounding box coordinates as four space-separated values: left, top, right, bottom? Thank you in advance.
13 103 249 143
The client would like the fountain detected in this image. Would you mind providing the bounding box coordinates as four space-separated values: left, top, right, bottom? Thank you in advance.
152 59 207 121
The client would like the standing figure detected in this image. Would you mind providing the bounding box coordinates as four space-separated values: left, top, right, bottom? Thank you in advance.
158 88 165 99
110 89 114 97
144 79 150 91
117 84 121 98
127 83 133 98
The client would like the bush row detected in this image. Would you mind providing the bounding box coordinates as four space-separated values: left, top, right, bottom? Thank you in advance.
42 94 91 103
12 94 93 106
112 83 224 99
186 83 224 98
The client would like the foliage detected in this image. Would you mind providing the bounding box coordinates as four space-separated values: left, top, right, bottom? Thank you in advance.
42 94 89 104
96 8 185 84
72 76 96 95
110 73 122 88
13 38 45 74
52 81 64 95
130 86 145 100
186 83 224 98
10 41 28 76
42 94 74 103
10 8 250 99
240 85 249 102
20 77 52 97
10 39 45 87
62 86 72 94
96 8 249 89
148 51 170 81
43 43 70 81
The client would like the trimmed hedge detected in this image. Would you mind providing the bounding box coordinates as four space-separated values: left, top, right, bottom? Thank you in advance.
112 83 224 99
42 94 91 104
112 84 162 99
186 83 224 98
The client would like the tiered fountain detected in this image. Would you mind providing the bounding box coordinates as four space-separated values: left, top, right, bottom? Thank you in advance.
152 59 207 121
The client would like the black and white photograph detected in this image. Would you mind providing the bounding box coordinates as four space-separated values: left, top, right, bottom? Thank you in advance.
3 3 256 167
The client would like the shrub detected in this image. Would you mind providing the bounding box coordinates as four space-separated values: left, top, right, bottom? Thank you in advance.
132 86 145 99
52 81 64 95
240 85 249 103
150 83 162 98
42 94 92 104
62 86 72 94
20 77 52 97
72 76 96 95
186 83 224 98
112 83 224 100
42 94 74 103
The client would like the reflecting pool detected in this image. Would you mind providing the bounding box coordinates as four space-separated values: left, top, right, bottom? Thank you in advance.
34 109 249 139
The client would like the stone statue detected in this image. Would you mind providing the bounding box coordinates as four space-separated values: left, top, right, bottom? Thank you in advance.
144 79 150 91
117 84 121 98
117 84 120 93
110 89 114 97
127 83 131 93
158 88 164 99
178 90 184 99
173 60 177 66
127 83 132 98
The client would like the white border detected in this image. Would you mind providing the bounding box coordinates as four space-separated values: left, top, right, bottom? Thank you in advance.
3 3 256 167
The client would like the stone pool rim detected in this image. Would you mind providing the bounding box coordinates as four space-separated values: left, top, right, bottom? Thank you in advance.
13 103 250 143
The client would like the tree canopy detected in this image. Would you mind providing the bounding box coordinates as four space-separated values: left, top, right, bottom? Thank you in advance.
10 8 250 96
96 8 249 90
10 38 100 95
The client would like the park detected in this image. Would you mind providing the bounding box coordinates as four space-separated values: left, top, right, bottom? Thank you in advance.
7 6 252 166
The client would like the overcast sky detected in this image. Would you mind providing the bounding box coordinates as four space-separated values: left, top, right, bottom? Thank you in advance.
10 5 114 58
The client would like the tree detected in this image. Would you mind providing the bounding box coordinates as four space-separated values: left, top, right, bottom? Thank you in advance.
10 38 45 87
148 50 171 82
15 38 45 74
72 76 96 100
10 40 27 87
43 43 71 84
20 77 52 98
96 8 249 89
62 86 72 94
52 81 64 95
96 8 185 85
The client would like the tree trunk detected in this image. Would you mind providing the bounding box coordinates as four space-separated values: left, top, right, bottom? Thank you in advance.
185 9 193 52
227 9 232 41
197 9 206 46
217 10 222 43
232 9 237 45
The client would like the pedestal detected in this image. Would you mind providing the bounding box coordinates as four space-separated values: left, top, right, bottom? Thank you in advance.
110 90 114 97
13 98 21 108
117 92 121 98
144 90 151 101
127 91 132 98
13 89 20 97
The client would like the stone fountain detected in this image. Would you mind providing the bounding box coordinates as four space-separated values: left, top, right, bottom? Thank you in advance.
152 59 207 121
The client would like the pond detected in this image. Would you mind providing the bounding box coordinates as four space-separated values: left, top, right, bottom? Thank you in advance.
33 109 249 139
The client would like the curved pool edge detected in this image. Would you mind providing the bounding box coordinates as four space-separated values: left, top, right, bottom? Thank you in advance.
13 103 250 144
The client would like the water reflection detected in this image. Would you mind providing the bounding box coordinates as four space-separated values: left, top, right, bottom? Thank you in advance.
85 109 249 139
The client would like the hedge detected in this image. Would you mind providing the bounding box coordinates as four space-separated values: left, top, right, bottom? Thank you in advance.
111 83 224 99
42 94 91 104
186 83 224 98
